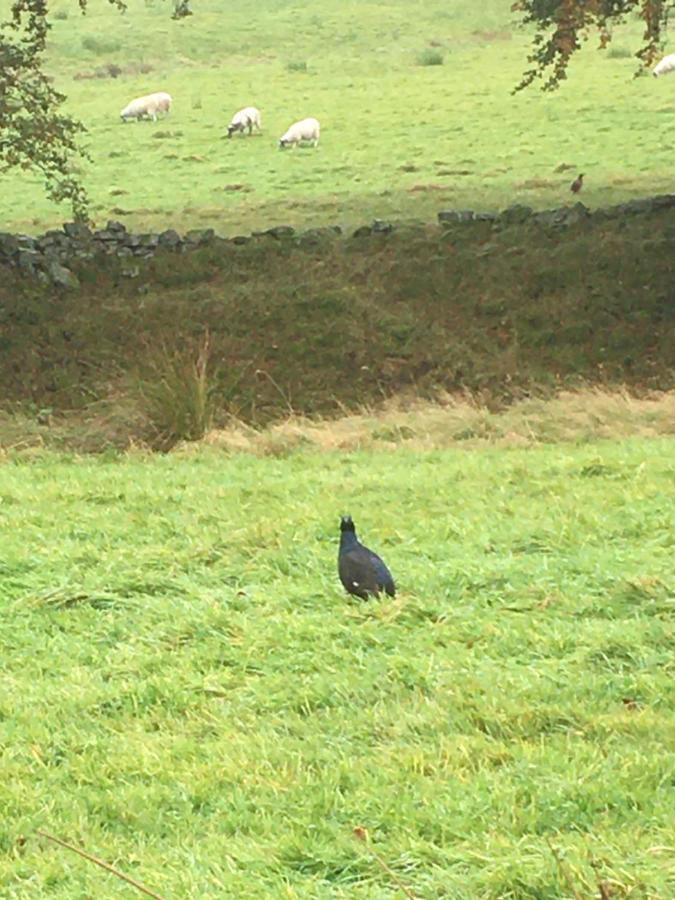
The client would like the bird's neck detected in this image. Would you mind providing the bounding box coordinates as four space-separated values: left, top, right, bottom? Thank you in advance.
340 531 358 551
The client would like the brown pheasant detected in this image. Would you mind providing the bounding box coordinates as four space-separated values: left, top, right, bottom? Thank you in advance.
570 173 584 194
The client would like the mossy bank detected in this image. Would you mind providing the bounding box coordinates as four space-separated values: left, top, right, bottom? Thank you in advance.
1 201 673 450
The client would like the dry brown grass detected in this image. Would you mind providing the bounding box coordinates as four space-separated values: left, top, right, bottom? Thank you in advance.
200 388 675 456
2 388 673 457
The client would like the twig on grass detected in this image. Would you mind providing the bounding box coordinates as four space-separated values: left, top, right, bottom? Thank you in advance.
547 838 584 900
353 826 417 899
589 853 617 900
37 830 165 900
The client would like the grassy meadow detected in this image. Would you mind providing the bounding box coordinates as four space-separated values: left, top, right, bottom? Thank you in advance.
1 0 673 233
1 430 674 897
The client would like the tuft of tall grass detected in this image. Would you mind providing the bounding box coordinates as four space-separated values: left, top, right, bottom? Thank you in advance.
286 60 308 73
136 332 219 450
417 48 444 66
606 45 633 59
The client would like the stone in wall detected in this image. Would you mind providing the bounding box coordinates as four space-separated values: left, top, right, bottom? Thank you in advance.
438 210 476 224
372 219 393 234
185 229 216 246
158 229 182 249
46 260 80 290
297 225 342 247
532 202 590 228
498 204 534 226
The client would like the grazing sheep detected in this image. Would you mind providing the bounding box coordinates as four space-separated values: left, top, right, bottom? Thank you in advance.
227 106 262 137
120 92 172 122
278 117 320 149
652 53 675 77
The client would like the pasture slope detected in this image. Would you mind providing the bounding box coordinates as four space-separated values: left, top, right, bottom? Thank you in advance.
0 0 673 234
0 436 674 897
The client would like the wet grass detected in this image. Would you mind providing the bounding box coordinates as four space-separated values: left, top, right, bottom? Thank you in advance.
0 435 673 896
1 0 672 233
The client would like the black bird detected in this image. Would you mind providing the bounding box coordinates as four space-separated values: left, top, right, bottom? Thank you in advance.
338 516 396 600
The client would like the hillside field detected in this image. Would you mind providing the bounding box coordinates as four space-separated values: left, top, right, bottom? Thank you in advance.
0 433 674 897
0 0 673 233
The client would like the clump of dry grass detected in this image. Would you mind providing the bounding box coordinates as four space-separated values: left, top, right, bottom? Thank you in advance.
200 388 675 456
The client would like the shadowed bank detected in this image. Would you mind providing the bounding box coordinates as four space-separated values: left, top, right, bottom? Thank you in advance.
1 206 672 450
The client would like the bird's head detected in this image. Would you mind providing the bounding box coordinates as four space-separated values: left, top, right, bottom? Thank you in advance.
340 515 356 533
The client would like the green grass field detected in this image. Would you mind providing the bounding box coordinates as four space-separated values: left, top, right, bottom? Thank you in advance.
1 433 673 897
1 0 673 234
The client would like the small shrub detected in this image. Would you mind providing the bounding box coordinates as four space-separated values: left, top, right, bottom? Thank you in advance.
82 35 122 55
94 63 122 79
53 9 68 20
417 48 444 66
286 60 308 73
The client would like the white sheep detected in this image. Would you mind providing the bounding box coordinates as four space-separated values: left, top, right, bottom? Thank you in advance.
227 106 262 137
120 92 173 122
278 117 320 149
652 53 675 77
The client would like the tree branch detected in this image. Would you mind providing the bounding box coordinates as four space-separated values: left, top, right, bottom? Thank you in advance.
37 830 165 900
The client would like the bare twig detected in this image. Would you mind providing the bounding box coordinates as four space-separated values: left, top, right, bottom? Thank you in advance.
353 827 417 899
547 838 584 900
37 830 165 900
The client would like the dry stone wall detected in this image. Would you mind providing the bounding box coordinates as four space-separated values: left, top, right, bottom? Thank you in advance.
0 195 672 289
